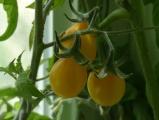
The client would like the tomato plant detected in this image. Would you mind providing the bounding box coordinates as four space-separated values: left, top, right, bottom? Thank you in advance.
1 0 159 120
49 58 87 98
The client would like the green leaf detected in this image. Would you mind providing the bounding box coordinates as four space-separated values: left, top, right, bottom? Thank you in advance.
15 71 44 100
29 23 35 50
13 101 20 110
143 0 154 4
0 52 24 79
0 0 4 3
28 112 51 120
155 62 159 80
0 87 18 98
3 111 14 120
16 51 24 73
122 83 138 102
153 0 159 47
133 99 153 120
78 101 104 120
54 0 65 9
0 0 18 41
26 0 47 9
26 0 65 9
0 66 16 79
26 2 35 8
54 98 78 120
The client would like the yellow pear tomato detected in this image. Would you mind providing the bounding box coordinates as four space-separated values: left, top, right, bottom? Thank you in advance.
87 72 125 106
61 22 96 60
49 58 87 98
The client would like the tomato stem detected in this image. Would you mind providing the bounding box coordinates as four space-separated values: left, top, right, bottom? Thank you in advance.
14 0 48 119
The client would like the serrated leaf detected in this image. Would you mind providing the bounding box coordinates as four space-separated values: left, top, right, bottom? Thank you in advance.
26 0 65 9
0 0 18 41
29 23 35 50
26 0 47 9
0 52 24 79
0 87 18 98
28 112 51 120
0 67 16 79
26 2 35 8
16 51 24 73
153 1 159 47
8 59 16 73
16 71 44 100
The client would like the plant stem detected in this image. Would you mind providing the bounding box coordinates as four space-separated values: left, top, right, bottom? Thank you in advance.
44 41 55 49
36 75 49 81
15 0 45 119
29 0 44 81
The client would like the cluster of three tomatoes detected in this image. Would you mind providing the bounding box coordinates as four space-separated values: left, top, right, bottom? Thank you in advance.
49 22 125 107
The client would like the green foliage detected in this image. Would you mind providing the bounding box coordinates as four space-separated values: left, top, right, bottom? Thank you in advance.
0 0 18 41
0 52 24 79
122 83 138 102
29 23 35 50
0 88 18 98
16 71 44 101
28 112 51 120
133 99 153 120
1 0 159 120
153 0 159 47
26 0 65 9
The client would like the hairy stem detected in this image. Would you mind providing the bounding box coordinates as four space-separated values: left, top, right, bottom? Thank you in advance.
15 0 45 119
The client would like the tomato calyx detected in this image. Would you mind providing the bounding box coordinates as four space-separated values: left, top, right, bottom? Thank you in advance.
54 31 88 65
67 0 100 26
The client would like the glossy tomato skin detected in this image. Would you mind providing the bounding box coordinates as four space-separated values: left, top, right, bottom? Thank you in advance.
49 58 87 98
87 72 125 106
61 22 96 60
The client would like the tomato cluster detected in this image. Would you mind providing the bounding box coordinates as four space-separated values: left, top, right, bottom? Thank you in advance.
49 22 126 107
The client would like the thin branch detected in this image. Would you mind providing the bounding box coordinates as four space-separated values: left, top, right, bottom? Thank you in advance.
36 75 49 81
42 25 159 50
44 41 55 49
60 26 159 42
16 0 45 120
106 26 159 35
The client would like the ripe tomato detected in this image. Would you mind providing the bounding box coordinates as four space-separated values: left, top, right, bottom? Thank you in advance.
61 22 96 60
49 58 87 98
87 72 125 106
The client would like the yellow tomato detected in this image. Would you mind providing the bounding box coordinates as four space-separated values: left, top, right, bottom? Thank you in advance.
49 58 87 98
61 22 96 60
87 72 125 106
